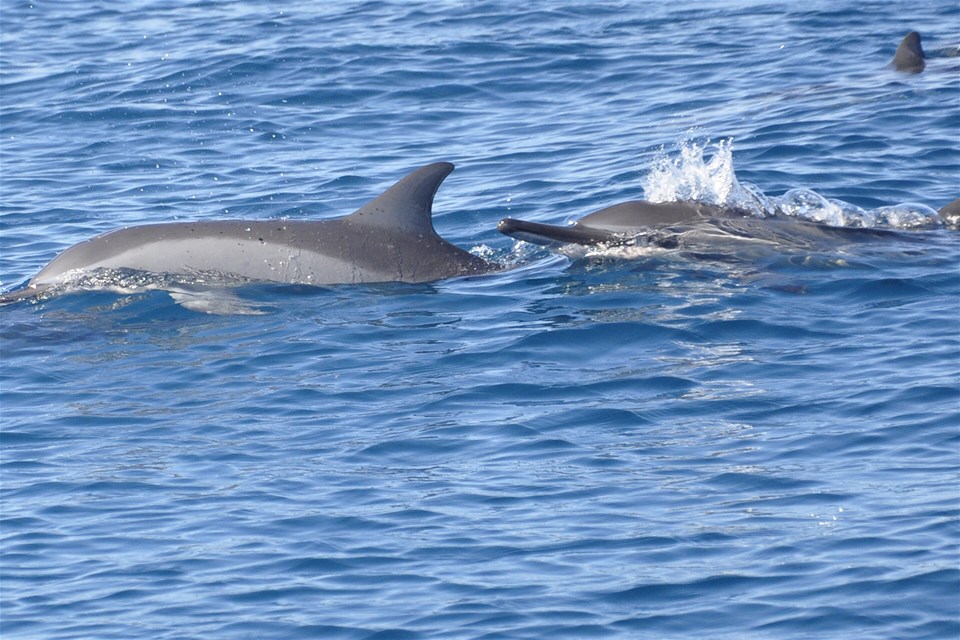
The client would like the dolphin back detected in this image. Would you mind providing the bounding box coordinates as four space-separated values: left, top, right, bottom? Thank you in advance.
342 161 493 279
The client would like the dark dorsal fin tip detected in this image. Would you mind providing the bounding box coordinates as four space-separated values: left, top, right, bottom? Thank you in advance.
348 162 455 236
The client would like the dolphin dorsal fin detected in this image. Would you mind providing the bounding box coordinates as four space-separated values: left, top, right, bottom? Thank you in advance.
347 162 454 236
892 31 925 73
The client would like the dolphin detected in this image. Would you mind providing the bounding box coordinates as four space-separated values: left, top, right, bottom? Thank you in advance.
1 162 495 305
498 198 959 251
497 201 732 249
891 31 925 73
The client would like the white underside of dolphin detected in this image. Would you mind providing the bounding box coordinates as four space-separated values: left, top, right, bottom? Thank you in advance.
2 162 497 307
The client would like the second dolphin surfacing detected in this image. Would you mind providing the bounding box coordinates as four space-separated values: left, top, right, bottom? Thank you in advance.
498 201 728 249
498 198 960 252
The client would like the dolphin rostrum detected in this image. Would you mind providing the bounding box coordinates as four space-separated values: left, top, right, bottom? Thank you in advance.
2 162 495 304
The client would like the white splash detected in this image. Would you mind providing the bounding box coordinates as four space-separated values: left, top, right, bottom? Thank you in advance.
639 138 944 230
643 138 739 204
642 138 772 215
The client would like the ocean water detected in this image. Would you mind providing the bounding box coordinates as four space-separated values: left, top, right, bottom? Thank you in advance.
1 1 959 638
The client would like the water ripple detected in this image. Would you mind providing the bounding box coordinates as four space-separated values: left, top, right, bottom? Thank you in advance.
3 1 959 639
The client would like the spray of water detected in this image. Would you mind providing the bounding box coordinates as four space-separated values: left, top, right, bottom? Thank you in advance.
640 138 943 229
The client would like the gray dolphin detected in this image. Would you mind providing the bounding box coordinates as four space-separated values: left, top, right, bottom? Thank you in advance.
891 31 926 73
2 162 495 304
498 198 959 251
498 201 730 249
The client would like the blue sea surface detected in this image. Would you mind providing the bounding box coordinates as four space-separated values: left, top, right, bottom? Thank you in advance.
1 1 959 638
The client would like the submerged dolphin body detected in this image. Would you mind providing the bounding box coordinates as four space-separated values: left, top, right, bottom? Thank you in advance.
2 162 495 305
498 199 959 251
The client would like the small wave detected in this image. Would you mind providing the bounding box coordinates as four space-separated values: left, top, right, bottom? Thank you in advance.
565 240 670 261
641 138 945 230
13 268 273 315
39 267 258 297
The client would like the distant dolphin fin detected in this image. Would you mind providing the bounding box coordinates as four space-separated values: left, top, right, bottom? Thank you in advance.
938 198 960 226
892 31 925 73
346 162 455 236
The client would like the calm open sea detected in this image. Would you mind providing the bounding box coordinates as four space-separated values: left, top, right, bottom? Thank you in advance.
1 1 958 638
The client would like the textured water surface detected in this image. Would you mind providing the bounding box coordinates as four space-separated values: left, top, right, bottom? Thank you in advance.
1 1 959 639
